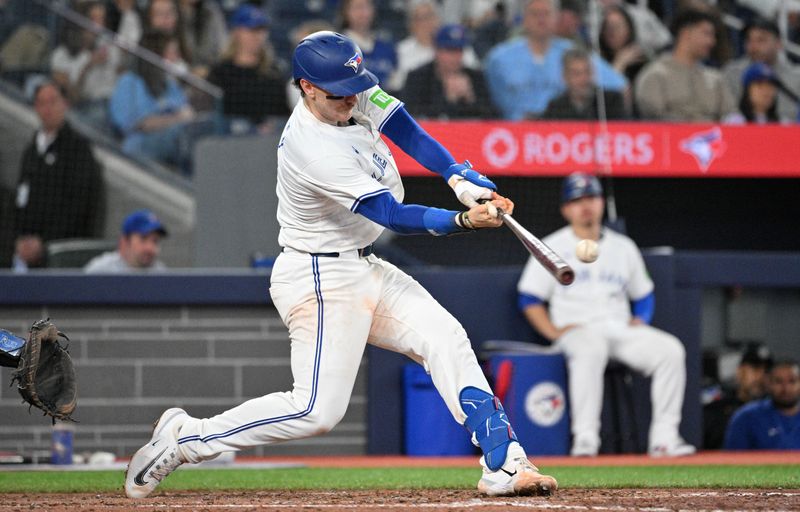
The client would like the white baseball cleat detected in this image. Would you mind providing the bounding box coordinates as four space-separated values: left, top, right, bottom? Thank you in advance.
570 434 600 457
649 438 697 457
125 408 188 499
477 455 558 497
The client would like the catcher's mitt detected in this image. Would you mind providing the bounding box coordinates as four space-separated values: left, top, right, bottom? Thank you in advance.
11 319 77 422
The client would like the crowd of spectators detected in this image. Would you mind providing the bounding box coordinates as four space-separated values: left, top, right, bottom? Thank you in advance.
2 0 800 268
0 0 798 173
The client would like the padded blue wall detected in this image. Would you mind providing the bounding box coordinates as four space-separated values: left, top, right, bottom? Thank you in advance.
2 251 799 454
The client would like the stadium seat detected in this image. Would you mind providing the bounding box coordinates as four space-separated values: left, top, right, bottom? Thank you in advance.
45 238 116 269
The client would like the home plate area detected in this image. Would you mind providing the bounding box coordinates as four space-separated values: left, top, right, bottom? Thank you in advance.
2 489 799 511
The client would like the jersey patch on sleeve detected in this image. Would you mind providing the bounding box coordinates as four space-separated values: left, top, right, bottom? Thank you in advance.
369 88 396 110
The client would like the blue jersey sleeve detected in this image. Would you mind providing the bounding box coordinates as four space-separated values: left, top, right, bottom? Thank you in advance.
518 293 544 312
354 191 464 236
380 106 496 190
380 106 456 176
631 291 655 324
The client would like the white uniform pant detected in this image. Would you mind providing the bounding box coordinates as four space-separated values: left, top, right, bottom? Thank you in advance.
556 321 686 450
177 251 491 463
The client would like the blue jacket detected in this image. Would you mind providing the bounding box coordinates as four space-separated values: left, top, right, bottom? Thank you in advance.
723 398 800 450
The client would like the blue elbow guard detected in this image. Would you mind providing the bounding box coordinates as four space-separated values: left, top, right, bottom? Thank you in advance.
460 386 517 471
444 161 497 190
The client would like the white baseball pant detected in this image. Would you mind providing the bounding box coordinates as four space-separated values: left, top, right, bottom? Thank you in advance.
556 320 686 450
176 250 491 462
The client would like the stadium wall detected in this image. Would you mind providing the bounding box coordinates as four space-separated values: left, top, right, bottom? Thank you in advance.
1 252 797 458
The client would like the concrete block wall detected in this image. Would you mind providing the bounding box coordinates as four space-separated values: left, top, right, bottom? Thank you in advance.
0 305 367 459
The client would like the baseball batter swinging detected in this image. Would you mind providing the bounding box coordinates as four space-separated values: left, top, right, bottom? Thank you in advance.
125 31 557 498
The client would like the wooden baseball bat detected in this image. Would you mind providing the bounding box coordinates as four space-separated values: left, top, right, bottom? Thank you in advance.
487 203 575 285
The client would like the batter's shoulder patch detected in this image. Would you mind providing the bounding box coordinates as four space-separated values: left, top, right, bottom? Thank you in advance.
368 88 396 110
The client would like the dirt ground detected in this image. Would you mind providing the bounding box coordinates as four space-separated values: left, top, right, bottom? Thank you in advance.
2 488 799 511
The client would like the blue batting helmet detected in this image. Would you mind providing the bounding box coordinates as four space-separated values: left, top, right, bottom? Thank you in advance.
561 173 603 204
292 31 379 96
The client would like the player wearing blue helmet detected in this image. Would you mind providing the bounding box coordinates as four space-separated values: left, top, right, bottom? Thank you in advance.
125 31 557 499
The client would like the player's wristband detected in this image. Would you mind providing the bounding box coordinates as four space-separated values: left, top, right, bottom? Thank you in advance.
455 211 475 230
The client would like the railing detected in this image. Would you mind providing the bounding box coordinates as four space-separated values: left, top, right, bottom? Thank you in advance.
37 0 222 100
1 0 225 176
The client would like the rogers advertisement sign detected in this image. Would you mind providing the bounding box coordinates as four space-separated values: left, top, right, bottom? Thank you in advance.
386 121 800 177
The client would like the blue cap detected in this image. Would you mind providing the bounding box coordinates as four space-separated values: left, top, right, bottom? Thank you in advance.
122 209 168 237
435 24 468 49
230 4 269 29
742 62 779 88
561 173 603 204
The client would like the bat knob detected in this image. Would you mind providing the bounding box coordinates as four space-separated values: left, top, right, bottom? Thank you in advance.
558 268 575 286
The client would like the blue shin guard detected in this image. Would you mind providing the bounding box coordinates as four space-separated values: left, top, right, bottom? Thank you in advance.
460 386 517 471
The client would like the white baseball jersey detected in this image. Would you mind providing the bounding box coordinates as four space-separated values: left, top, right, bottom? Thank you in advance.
276 85 405 253
517 226 653 328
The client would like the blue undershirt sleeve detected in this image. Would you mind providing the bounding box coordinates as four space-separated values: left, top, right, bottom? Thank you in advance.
354 191 464 236
380 106 456 176
631 291 655 324
518 293 544 312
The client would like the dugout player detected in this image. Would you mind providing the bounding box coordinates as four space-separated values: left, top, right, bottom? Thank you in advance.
125 31 557 499
517 173 695 457
724 359 800 450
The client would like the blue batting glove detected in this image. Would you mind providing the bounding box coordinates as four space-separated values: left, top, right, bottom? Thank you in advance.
444 161 497 191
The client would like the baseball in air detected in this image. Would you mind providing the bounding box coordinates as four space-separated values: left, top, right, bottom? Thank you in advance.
576 239 599 263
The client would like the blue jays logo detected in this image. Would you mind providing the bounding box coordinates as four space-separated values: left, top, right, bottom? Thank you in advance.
525 382 566 427
344 53 362 73
680 127 726 172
